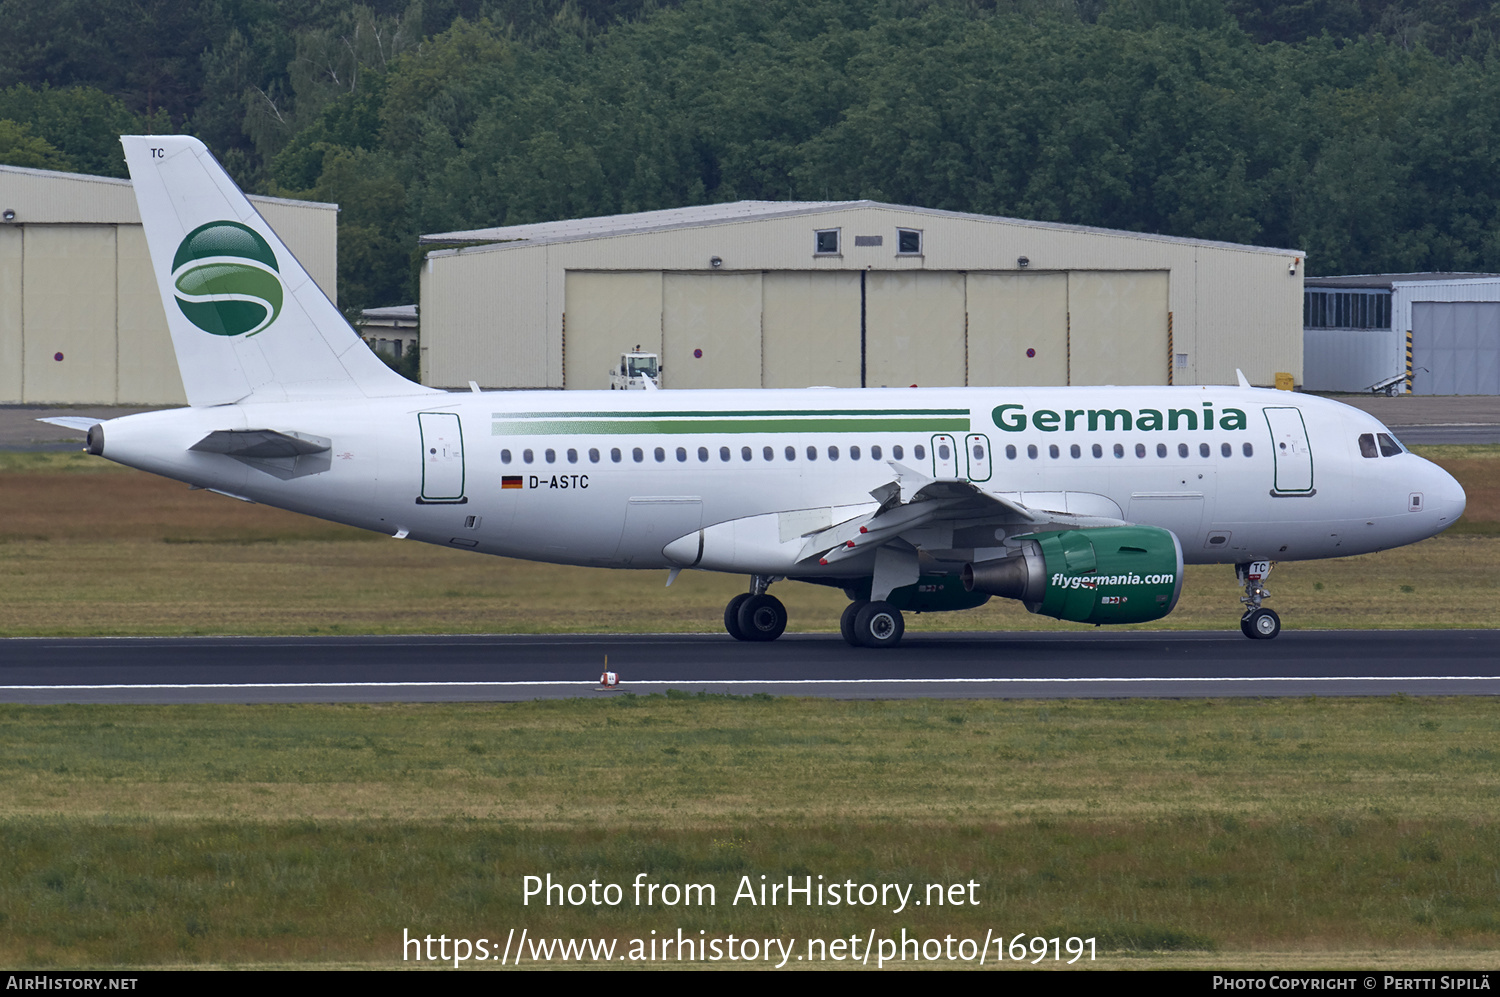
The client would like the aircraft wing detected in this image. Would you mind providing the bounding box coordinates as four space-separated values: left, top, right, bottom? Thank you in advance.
799 462 1126 567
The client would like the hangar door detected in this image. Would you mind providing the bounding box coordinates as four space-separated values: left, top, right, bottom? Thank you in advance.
1412 302 1500 395
967 273 1068 386
563 272 663 390
562 268 1168 390
662 272 762 389
1066 271 1170 386
864 271 968 388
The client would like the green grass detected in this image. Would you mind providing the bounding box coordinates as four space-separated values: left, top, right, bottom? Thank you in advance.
0 444 1497 635
1 697 1498 966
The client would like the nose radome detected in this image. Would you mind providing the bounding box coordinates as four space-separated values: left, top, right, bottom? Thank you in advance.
1427 463 1466 526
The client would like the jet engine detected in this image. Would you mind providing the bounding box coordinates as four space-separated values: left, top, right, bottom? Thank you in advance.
961 526 1184 625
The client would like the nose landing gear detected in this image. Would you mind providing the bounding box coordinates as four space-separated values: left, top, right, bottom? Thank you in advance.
1237 561 1281 639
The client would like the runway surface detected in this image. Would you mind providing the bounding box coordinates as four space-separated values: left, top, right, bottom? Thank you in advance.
1390 424 1500 444
2 630 1496 703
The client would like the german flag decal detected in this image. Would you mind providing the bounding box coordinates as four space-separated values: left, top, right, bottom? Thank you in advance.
502 476 523 489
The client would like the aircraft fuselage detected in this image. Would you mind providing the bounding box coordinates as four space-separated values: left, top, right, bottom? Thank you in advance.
95 383 1464 580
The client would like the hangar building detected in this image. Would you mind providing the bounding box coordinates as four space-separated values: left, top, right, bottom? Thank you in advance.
419 201 1305 392
0 163 339 406
1303 273 1500 394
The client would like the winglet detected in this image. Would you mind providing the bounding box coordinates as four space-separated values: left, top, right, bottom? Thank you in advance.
1235 369 1251 388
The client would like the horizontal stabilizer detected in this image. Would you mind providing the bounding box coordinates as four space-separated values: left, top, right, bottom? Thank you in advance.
190 429 331 459
36 417 98 432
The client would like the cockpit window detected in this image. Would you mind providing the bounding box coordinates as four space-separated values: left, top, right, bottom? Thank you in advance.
1360 431 1406 457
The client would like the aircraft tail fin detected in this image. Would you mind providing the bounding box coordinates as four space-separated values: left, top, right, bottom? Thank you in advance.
121 135 438 406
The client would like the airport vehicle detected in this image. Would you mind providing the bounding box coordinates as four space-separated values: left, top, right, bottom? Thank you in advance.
610 351 661 390
49 136 1467 647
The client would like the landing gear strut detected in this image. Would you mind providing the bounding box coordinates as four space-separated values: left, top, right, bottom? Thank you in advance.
840 599 905 648
724 576 787 642
1237 561 1280 640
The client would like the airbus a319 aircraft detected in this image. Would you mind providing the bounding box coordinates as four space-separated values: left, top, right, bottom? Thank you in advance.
50 136 1467 647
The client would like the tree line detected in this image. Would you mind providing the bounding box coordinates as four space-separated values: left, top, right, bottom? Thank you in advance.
4 0 1500 316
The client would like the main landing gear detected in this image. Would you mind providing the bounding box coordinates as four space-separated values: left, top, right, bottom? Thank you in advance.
1236 561 1281 640
721 579 909 648
724 575 787 642
840 600 905 648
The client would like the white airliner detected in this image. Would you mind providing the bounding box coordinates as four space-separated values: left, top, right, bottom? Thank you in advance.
47 136 1467 647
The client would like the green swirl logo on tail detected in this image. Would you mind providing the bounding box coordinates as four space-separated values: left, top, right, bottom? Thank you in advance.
171 221 283 337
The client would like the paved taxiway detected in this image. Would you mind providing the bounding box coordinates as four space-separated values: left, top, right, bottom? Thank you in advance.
2 630 1496 703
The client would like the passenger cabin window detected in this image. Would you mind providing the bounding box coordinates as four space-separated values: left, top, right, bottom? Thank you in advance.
892 445 903 460
501 449 512 464
545 448 556 463
655 447 666 462
566 448 577 463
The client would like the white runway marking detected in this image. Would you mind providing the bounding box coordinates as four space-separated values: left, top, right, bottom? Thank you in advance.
3 675 1499 691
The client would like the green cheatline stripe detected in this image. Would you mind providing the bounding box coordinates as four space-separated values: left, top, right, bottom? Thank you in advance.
490 408 969 419
492 417 971 436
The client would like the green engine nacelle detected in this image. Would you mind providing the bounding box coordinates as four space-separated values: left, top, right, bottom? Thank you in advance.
961 525 1184 625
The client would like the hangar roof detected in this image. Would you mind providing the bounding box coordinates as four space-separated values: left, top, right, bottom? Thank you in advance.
1306 272 1500 289
0 163 333 224
421 199 1302 256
